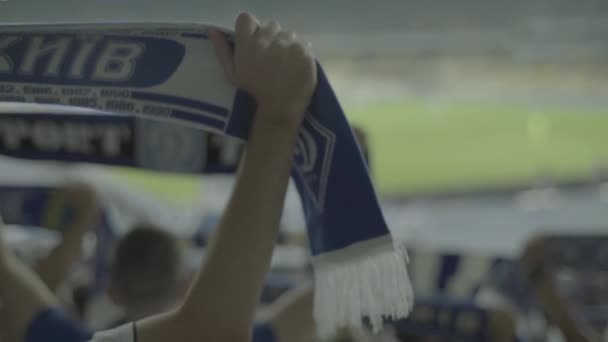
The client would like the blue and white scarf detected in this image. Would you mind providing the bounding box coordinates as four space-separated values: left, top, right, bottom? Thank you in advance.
0 23 413 337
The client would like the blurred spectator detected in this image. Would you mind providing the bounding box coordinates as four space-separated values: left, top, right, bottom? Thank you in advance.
522 236 600 342
1 182 100 342
105 225 320 341
107 225 186 327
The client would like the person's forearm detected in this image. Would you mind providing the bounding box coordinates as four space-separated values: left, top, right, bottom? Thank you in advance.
534 280 598 342
137 13 315 342
35 220 91 292
36 184 99 292
0 252 59 341
179 119 299 334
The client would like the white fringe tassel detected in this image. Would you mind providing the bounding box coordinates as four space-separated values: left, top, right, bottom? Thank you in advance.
312 236 414 339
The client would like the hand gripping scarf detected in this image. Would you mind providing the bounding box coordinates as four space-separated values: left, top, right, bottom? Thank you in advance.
0 23 413 337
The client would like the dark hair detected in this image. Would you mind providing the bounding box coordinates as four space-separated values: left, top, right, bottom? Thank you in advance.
110 224 182 306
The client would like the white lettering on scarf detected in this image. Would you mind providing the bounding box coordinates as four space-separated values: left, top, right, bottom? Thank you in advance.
0 35 144 81
0 35 20 73
19 36 71 76
92 41 145 81
0 118 131 156
68 38 99 79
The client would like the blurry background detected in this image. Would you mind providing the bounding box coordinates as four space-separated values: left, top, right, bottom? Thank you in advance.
1 0 607 339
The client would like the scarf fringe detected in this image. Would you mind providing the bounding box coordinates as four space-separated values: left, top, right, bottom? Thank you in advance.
312 236 414 338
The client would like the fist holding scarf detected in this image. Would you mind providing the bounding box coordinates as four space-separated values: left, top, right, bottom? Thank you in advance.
210 13 317 132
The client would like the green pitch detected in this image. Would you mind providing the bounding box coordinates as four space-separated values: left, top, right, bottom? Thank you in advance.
346 101 608 196
111 101 608 202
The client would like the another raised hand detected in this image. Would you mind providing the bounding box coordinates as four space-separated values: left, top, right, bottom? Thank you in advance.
36 182 101 292
522 237 598 342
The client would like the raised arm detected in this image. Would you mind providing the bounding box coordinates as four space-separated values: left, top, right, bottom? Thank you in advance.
0 217 61 341
35 183 100 292
0 184 98 342
136 12 316 342
522 237 599 342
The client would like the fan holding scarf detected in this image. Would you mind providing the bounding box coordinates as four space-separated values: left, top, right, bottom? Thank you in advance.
0 12 413 340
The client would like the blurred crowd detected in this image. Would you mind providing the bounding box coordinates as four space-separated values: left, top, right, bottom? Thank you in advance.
1 134 605 341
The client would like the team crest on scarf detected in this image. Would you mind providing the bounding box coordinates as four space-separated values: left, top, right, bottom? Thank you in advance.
293 115 335 210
